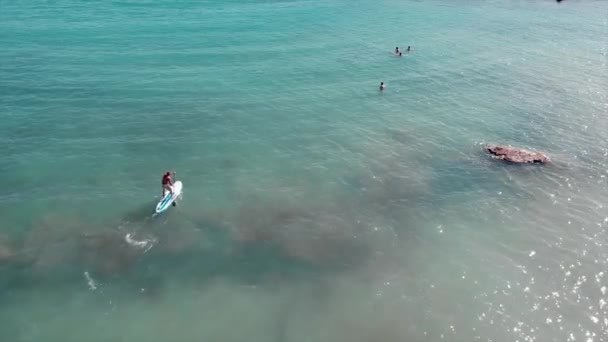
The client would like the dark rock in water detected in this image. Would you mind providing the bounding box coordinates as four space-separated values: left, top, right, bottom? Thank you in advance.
485 144 550 164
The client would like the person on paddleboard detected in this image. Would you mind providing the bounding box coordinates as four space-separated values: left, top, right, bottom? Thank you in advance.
162 171 176 197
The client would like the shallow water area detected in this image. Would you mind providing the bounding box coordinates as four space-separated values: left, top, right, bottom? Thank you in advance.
1 0 608 341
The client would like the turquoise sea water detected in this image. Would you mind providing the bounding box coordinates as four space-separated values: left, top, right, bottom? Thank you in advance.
1 0 608 341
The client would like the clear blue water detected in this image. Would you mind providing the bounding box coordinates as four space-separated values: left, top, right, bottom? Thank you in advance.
1 0 608 341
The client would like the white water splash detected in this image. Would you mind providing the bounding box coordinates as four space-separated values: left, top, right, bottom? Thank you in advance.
125 233 156 253
84 271 97 290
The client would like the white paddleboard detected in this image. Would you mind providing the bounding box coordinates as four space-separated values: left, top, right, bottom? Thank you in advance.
155 180 182 214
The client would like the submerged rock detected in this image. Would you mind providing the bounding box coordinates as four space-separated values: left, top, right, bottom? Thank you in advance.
485 144 550 164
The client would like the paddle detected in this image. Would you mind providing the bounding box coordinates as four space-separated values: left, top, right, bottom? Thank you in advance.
171 171 177 207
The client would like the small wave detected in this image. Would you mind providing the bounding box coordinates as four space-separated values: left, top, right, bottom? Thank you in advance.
83 271 97 290
125 233 156 253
